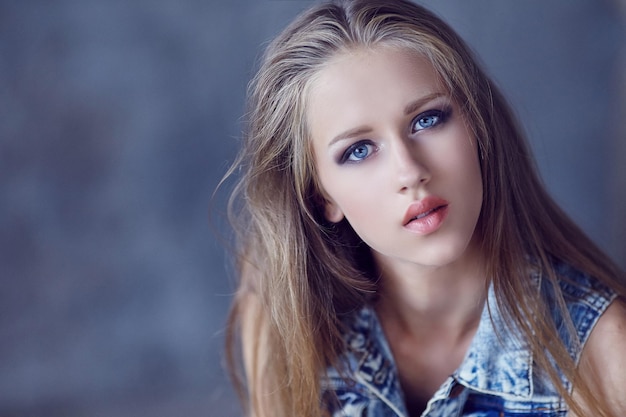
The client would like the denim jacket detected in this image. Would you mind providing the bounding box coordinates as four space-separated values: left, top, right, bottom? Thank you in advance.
322 262 617 416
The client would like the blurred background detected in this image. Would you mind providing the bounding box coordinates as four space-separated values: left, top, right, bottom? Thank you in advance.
1 0 624 416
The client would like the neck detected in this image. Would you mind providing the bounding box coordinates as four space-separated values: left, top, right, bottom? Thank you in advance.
374 247 487 341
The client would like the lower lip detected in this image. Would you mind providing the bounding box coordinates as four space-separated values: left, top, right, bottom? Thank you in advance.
404 206 449 235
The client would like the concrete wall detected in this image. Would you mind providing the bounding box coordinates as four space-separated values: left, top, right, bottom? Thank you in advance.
1 1 623 416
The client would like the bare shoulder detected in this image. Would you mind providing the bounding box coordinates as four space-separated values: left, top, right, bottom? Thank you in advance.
582 297 626 367
577 297 626 414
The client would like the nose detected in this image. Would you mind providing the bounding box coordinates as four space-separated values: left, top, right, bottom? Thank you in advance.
391 138 430 193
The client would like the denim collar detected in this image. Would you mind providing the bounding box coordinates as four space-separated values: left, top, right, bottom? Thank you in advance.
452 285 533 399
344 284 533 403
343 306 409 414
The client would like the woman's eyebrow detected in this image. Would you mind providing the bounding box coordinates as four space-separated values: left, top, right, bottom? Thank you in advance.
328 126 373 148
403 92 446 115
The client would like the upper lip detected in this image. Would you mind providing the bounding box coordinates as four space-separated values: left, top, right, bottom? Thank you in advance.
403 196 449 225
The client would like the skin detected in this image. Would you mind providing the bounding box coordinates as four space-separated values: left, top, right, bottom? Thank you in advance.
574 299 626 415
308 46 486 414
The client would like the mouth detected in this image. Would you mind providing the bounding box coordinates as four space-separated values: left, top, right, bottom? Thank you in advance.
407 205 447 223
403 196 449 226
403 196 449 234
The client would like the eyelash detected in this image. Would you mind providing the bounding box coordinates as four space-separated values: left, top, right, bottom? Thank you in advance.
338 107 452 164
410 107 451 134
339 140 377 164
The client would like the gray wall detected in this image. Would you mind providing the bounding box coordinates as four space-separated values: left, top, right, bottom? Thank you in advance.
1 1 624 416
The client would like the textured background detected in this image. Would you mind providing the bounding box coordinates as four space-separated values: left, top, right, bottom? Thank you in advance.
1 1 624 416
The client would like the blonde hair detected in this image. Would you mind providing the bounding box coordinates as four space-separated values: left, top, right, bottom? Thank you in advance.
223 1 626 416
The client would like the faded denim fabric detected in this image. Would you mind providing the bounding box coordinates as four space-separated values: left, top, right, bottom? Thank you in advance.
321 262 617 416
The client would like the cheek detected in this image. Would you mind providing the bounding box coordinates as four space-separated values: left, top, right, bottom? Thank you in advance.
457 144 483 215
447 126 482 187
320 172 384 224
466 145 483 192
437 127 483 208
461 151 482 192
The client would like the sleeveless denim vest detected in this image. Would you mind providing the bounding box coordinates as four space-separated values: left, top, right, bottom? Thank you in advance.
322 262 617 416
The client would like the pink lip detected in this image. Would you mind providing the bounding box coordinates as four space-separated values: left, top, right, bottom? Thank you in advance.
403 196 449 235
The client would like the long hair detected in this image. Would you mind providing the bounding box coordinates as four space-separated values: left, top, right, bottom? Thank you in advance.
223 1 626 416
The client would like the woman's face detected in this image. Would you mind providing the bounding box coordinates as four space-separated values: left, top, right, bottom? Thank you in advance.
308 47 483 271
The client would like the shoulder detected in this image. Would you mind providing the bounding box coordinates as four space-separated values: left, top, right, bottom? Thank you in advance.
553 261 615 305
547 261 618 345
323 306 408 416
576 297 626 414
547 261 626 413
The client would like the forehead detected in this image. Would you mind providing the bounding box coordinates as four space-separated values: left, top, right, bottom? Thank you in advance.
311 46 439 96
306 46 444 141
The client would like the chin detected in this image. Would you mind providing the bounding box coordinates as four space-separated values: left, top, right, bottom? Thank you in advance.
413 240 474 268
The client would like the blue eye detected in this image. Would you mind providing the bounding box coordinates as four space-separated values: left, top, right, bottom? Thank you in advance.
411 109 449 133
341 141 375 163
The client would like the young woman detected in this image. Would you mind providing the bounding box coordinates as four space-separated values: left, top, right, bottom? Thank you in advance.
224 1 626 416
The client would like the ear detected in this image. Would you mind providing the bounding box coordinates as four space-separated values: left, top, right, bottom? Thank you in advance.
324 198 344 223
